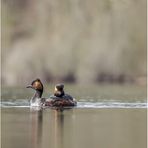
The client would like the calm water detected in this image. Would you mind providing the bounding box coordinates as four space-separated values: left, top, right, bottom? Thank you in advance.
1 84 147 148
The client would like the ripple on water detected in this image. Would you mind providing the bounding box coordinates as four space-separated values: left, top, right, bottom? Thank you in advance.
1 99 29 108
77 102 147 108
0 99 147 109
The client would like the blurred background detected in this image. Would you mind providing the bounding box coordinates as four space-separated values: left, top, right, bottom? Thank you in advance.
2 0 146 86
1 2 147 148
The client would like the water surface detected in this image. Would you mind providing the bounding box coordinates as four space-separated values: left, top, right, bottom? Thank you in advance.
1 84 147 148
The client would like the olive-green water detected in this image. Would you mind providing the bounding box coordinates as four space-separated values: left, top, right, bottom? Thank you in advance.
1 84 147 148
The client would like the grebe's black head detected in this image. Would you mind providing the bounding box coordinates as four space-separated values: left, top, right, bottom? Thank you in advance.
26 78 44 91
55 84 64 91
54 84 65 97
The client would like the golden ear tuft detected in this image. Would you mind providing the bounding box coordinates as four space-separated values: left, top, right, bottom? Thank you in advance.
32 79 43 90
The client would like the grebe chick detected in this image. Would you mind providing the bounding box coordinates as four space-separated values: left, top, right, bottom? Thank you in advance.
50 84 73 100
54 84 65 97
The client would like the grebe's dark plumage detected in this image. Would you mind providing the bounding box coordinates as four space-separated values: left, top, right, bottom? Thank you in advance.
27 79 77 108
26 78 46 106
49 83 77 107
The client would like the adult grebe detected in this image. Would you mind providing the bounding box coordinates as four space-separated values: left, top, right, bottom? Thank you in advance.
49 84 77 107
26 78 46 107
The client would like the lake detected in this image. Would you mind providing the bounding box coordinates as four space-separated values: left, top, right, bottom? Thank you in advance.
1 84 147 148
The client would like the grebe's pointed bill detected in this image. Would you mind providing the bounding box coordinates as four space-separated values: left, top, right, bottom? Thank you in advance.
26 85 33 88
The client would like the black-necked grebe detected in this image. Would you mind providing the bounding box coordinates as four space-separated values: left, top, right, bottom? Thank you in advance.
27 79 77 108
49 84 77 107
26 78 46 107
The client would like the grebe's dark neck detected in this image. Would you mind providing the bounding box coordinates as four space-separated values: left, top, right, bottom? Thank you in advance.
32 90 43 99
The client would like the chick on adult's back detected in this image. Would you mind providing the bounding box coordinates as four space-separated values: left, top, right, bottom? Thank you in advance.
27 78 77 108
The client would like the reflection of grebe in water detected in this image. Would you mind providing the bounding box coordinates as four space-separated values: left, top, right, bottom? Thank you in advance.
53 110 75 148
53 111 65 148
30 110 43 148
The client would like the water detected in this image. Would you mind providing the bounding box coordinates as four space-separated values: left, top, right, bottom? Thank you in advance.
1 84 147 148
1 99 147 108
